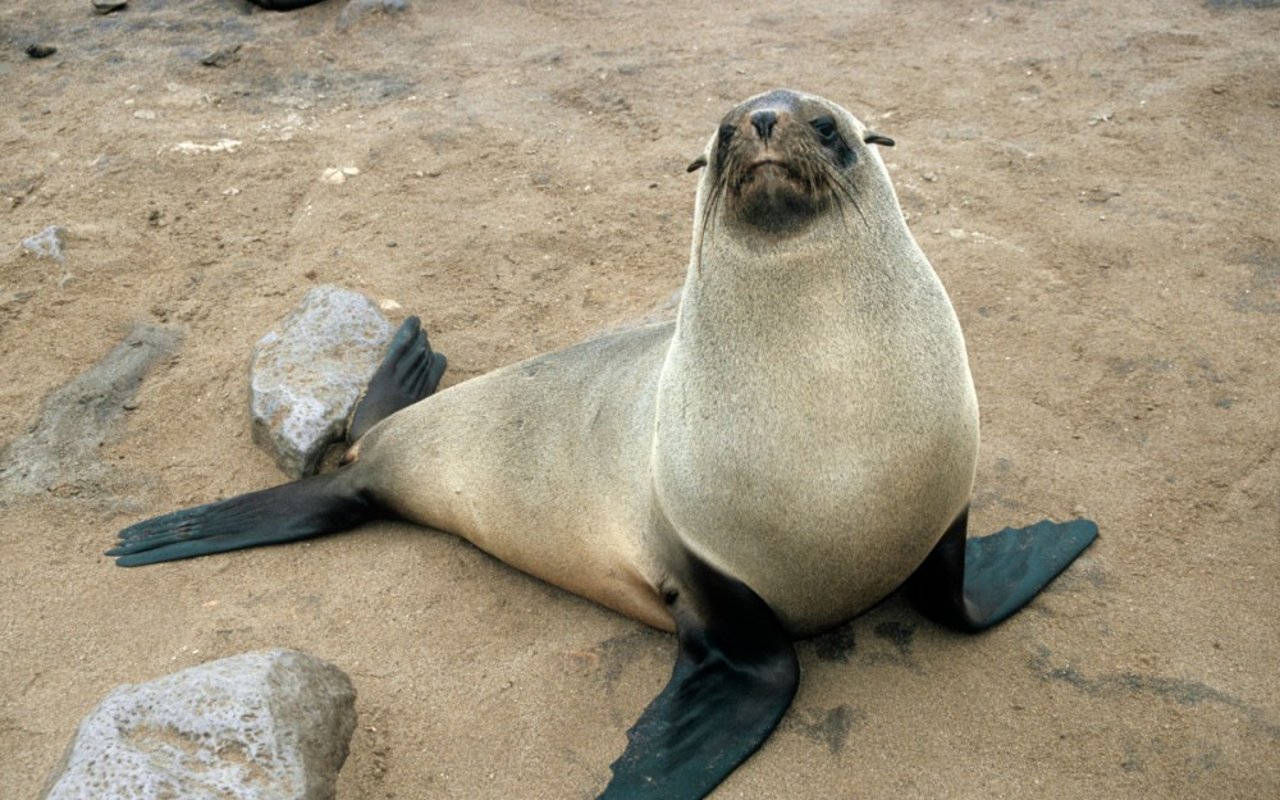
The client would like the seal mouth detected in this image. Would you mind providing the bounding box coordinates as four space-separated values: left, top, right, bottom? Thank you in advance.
726 152 828 235
743 158 798 179
739 159 805 191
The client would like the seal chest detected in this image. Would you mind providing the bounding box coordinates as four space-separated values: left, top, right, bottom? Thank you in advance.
652 89 978 635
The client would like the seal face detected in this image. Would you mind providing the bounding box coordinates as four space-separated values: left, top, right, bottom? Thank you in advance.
713 90 855 235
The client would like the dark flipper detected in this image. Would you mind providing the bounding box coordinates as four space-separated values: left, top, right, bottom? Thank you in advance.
248 0 327 10
105 469 375 567
348 316 447 442
601 552 799 799
906 508 1099 632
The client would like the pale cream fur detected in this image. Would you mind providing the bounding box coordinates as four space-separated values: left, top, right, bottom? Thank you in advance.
349 90 978 637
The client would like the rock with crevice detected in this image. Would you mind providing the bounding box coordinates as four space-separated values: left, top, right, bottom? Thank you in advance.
40 648 357 800
249 285 392 478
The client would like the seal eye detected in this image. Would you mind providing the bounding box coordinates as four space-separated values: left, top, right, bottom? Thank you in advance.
810 117 839 144
811 116 854 168
718 123 737 145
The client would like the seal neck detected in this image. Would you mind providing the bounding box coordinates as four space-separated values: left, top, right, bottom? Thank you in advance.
678 211 932 348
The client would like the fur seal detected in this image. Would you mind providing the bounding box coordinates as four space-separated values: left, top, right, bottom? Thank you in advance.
107 89 1098 799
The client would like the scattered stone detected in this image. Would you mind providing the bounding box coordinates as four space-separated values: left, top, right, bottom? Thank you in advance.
21 225 68 263
0 323 181 499
201 43 242 68
39 649 356 800
1083 187 1121 204
26 44 57 59
250 286 393 477
338 0 408 32
170 138 242 155
92 0 128 14
321 166 360 184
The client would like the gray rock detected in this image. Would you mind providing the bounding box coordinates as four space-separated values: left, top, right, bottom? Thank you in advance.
92 0 128 14
0 323 180 500
21 225 68 262
338 0 408 32
40 649 357 800
250 286 392 478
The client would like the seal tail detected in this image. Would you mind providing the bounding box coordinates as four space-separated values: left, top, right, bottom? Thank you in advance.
106 468 376 567
107 315 448 568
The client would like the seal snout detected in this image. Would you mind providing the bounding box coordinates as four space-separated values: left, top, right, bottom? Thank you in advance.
750 109 779 142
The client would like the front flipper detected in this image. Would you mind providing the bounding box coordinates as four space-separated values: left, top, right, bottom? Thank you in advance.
906 508 1099 632
601 552 799 799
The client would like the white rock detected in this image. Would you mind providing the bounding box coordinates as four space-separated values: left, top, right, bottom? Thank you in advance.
249 286 392 477
40 649 356 800
170 139 241 155
21 225 68 263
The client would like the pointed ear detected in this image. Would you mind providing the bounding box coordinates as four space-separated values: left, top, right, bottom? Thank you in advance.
863 132 895 147
686 155 708 173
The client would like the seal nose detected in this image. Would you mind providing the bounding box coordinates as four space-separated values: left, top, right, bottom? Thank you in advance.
750 110 778 141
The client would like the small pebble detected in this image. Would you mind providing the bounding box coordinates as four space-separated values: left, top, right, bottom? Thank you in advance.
26 44 57 59
170 139 241 155
92 0 128 14
22 226 68 263
321 167 359 184
201 43 242 68
337 0 407 31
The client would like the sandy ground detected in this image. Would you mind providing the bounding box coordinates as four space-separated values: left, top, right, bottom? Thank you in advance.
2 1 1278 798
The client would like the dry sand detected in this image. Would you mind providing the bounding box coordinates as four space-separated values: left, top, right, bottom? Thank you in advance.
2 0 1277 797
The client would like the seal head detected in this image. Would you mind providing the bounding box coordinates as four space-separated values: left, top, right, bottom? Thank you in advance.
688 89 895 239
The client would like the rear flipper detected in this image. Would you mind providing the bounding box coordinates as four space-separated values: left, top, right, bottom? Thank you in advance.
348 316 447 442
906 508 1099 632
105 469 376 567
601 551 799 799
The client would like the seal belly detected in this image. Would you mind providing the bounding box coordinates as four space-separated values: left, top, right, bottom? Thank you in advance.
355 323 679 631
